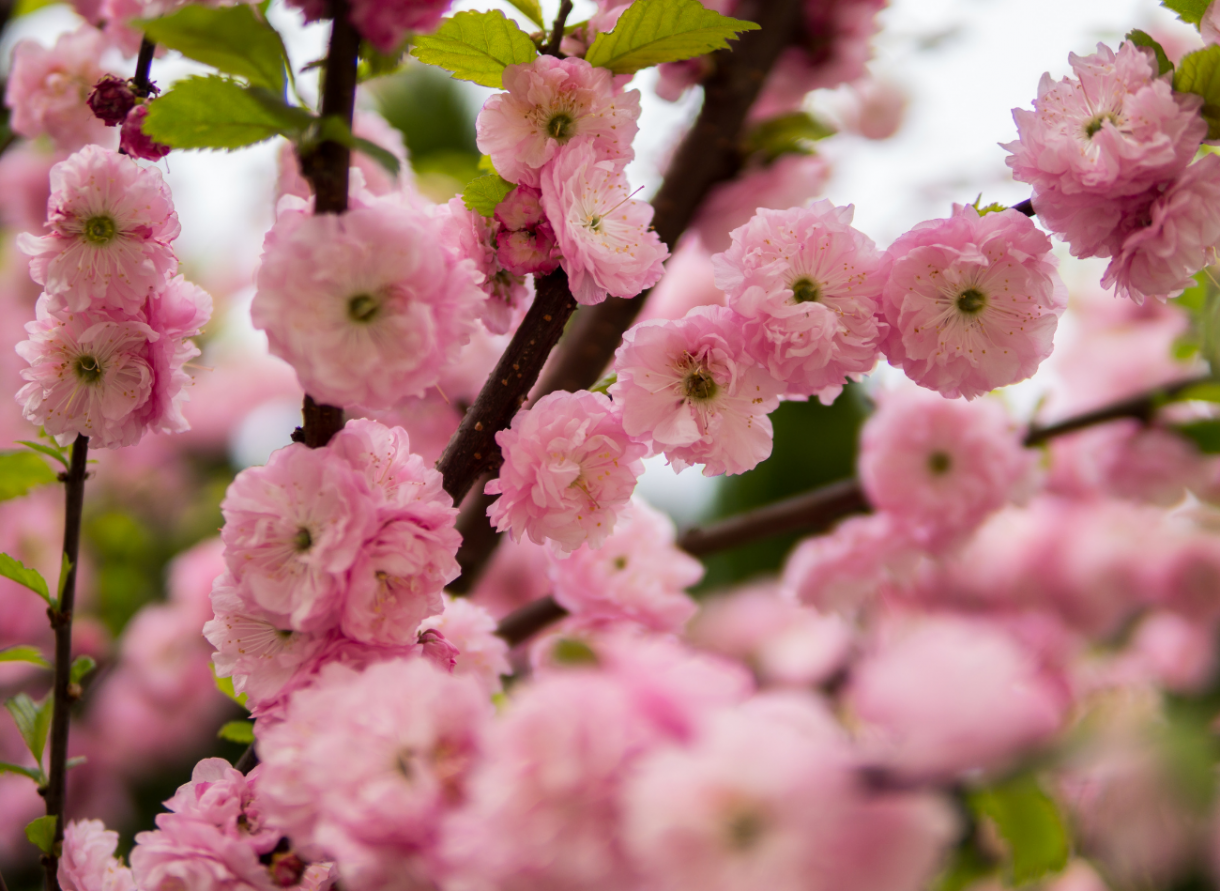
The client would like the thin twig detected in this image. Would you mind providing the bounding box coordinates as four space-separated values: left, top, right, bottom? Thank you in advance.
496 595 568 646
1022 375 1210 446
437 269 578 503
132 38 157 97
543 0 572 57
42 435 88 891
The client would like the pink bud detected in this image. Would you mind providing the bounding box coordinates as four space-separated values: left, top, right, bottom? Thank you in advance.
87 74 135 127
418 628 458 672
120 105 170 161
496 226 559 276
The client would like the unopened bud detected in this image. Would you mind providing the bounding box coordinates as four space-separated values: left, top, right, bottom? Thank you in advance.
87 75 136 127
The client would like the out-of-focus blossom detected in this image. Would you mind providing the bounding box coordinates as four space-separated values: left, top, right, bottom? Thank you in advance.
59 820 136 891
5 26 113 151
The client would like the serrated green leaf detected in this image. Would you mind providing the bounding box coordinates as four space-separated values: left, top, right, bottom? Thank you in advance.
1174 46 1220 139
218 720 255 744
462 173 516 216
314 116 402 177
968 774 1069 886
16 440 68 469
136 3 290 93
0 553 50 605
1162 0 1211 26
69 655 96 686
1127 29 1174 77
744 111 835 161
0 646 50 669
0 450 58 502
212 664 249 708
1174 418 1220 452
143 76 313 150
411 10 538 88
507 0 545 28
5 693 52 769
357 43 408 82
585 0 760 75
24 815 56 855
0 760 43 782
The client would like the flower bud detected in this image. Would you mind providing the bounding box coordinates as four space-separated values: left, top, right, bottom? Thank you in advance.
120 105 170 161
87 74 135 126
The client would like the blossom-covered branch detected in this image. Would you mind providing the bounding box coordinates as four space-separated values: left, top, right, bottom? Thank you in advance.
41 434 88 891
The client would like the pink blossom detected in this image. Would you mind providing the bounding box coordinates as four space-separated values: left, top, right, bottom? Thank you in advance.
691 154 830 254
639 238 726 323
847 615 1068 780
251 198 483 409
5 25 113 151
418 595 511 695
610 305 786 476
878 205 1067 399
540 144 668 305
60 820 136 891
495 185 559 277
18 145 181 314
1205 3 1220 46
858 388 1035 551
256 659 491 890
781 513 922 614
435 196 532 335
284 0 451 54
16 298 156 448
1101 153 1220 303
547 498 701 633
621 699 956 891
476 56 640 188
329 417 444 509
1005 42 1204 222
0 143 59 234
486 389 646 553
138 273 213 436
712 202 884 403
220 443 375 629
119 104 172 161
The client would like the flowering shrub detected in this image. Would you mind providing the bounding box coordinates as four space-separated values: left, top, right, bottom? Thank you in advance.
3 2 1220 891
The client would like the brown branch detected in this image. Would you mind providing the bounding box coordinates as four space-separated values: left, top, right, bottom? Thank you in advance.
42 435 88 891
542 0 572 57
496 594 568 647
437 269 578 503
132 38 157 97
1022 375 1209 446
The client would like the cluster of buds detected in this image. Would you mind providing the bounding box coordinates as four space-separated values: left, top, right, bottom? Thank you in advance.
87 73 170 161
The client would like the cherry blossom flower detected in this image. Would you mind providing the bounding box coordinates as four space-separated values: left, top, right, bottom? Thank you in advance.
328 418 444 510
540 144 668 305
287 0 450 53
419 595 511 695
487 389 646 553
1101 153 1220 303
220 443 375 630
712 202 884 403
5 25 113 151
18 145 180 314
610 305 786 476
878 205 1067 399
60 820 136 891
16 299 156 448
476 55 640 187
435 196 532 335
547 499 701 633
857 387 1035 551
252 199 483 410
495 185 560 277
119 105 171 161
138 274 212 437
256 659 491 891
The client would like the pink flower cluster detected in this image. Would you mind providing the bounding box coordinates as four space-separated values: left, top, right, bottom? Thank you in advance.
287 0 452 52
252 195 485 410
1006 40 1219 303
205 419 493 716
5 25 113 152
476 56 667 305
14 146 211 448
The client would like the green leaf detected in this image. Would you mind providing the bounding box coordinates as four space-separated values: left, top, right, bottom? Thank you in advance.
69 655 96 686
590 373 617 395
551 638 600 666
1174 46 1220 139
314 116 402 177
143 76 313 150
0 760 43 782
507 0 545 28
12 0 60 18
0 646 50 669
16 440 68 469
1173 381 1220 402
932 839 997 891
212 664 249 708
0 451 58 502
0 553 51 605
136 3 290 93
585 0 760 75
462 173 516 216
1174 418 1220 453
743 111 835 161
968 774 1070 886
5 693 52 769
218 720 255 744
1127 29 1174 77
24 815 56 855
56 553 72 604
1161 0 1211 26
411 10 538 88
358 43 409 82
